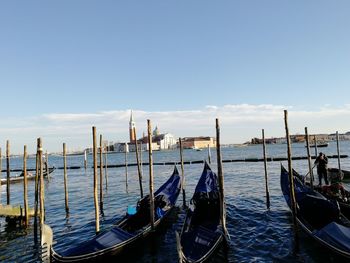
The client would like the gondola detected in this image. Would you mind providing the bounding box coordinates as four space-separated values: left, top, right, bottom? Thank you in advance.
177 162 225 263
292 168 350 220
41 166 182 262
0 167 55 185
306 143 329 148
281 164 350 258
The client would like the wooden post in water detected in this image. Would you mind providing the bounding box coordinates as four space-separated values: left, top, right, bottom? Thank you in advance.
23 145 29 226
39 138 45 227
45 150 49 176
284 110 299 252
262 129 270 209
125 143 128 191
104 142 108 189
216 118 229 238
314 135 318 157
140 142 143 178
147 120 155 230
6 140 10 205
134 127 143 198
305 127 314 190
179 138 186 208
0 147 2 204
63 143 69 213
336 131 341 173
99 134 103 208
34 138 40 243
84 149 87 169
207 144 211 164
92 127 100 233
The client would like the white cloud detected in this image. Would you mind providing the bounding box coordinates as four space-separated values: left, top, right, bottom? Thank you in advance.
1 104 350 154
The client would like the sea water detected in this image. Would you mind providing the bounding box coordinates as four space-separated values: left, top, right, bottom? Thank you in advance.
0 141 349 262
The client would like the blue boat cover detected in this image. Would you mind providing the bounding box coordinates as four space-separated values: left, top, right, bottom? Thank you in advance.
194 162 219 194
314 222 350 252
154 166 181 205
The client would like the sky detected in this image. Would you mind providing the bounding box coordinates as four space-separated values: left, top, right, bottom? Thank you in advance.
0 1 350 154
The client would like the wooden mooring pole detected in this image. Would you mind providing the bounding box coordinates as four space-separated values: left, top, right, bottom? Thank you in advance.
6 140 10 205
104 142 108 189
99 134 103 209
216 119 229 238
84 149 87 170
34 138 40 243
23 145 29 226
147 120 155 230
305 127 314 190
134 127 143 198
207 144 211 164
92 127 100 233
39 138 45 227
314 135 318 157
179 138 186 208
284 110 299 253
336 131 341 173
262 129 270 209
63 143 69 214
0 147 2 204
45 150 49 177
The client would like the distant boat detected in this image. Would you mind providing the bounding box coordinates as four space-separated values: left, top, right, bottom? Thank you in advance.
306 142 329 148
0 167 55 185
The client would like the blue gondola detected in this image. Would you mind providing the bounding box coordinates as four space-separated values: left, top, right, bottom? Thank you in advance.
41 166 182 262
280 164 350 258
178 162 225 263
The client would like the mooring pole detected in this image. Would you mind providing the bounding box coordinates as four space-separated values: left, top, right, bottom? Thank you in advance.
262 129 270 209
39 138 45 228
134 127 143 198
179 138 186 208
207 144 211 164
99 134 103 209
140 142 144 178
147 120 155 230
216 119 229 238
63 143 69 214
336 131 341 173
45 150 49 177
23 145 29 226
6 140 10 205
84 149 87 170
125 143 128 192
34 138 40 244
104 142 108 189
314 135 318 157
305 127 314 190
284 110 299 253
0 147 2 204
92 127 100 234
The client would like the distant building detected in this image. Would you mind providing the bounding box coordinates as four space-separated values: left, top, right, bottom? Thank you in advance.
181 137 216 149
138 128 177 150
129 110 136 143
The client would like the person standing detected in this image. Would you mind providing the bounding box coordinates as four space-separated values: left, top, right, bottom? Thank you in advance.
314 152 329 185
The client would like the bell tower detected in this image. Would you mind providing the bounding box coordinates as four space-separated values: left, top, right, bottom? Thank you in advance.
129 110 136 143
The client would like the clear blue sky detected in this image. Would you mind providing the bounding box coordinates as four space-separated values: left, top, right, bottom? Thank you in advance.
1 1 350 153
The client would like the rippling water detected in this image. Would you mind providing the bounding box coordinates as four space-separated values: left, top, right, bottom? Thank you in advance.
1 141 350 262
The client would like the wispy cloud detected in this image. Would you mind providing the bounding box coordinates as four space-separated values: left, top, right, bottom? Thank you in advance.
1 104 350 153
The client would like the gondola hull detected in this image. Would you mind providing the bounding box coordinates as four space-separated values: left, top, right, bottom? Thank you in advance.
178 162 225 263
42 166 182 263
0 167 55 185
280 165 350 259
